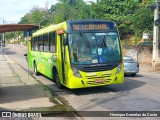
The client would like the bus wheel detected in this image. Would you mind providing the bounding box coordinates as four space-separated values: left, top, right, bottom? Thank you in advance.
55 71 63 89
34 62 39 75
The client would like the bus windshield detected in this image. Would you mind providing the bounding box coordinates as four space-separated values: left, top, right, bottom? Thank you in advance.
68 31 121 65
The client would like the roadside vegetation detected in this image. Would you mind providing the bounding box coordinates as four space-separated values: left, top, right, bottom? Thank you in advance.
5 0 157 46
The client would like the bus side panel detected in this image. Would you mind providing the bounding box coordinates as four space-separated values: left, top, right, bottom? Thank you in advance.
29 50 59 80
28 41 39 70
41 52 52 78
39 52 58 79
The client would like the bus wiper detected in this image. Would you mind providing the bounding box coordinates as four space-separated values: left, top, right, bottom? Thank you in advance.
95 33 107 48
79 31 91 53
102 35 107 47
79 31 89 47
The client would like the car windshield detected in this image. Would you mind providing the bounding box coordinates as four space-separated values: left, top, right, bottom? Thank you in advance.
68 31 121 65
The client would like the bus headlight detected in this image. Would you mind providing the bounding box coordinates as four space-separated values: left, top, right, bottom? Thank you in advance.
72 68 82 78
116 63 122 74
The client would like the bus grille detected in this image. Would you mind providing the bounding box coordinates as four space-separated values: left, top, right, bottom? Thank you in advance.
85 74 112 85
72 61 121 72
82 65 114 72
85 74 111 79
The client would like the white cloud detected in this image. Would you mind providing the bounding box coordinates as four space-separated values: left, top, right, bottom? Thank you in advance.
0 0 95 24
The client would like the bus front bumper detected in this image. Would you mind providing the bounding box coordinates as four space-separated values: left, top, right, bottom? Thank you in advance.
67 72 124 89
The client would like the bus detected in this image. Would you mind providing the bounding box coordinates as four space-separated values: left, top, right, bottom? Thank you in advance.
28 20 124 89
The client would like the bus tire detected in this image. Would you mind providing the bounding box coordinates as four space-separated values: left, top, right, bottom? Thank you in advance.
34 62 39 76
54 70 63 89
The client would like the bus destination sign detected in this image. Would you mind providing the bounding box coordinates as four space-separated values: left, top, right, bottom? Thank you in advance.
71 22 114 31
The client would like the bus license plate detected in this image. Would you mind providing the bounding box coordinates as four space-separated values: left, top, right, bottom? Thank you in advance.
95 79 105 83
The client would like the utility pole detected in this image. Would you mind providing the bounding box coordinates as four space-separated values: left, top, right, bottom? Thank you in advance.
1 20 7 46
2 20 5 46
152 0 159 71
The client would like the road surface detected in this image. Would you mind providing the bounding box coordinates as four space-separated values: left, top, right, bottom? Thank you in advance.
4 44 160 119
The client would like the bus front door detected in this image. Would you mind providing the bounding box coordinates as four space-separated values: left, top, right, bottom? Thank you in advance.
60 34 68 85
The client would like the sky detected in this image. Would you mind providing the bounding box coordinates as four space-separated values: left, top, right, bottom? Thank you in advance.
0 0 96 24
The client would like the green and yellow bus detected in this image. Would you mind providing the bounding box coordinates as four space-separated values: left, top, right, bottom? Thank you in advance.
28 20 124 89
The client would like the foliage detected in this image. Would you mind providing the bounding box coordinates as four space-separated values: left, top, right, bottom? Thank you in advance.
90 0 140 33
19 7 51 27
128 7 153 37
5 32 16 39
49 0 90 23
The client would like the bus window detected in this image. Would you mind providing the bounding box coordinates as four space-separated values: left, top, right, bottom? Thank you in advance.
49 32 56 52
31 38 35 51
106 32 120 55
38 35 43 52
43 34 49 52
34 37 38 51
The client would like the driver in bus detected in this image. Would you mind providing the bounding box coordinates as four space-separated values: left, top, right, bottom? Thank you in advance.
72 46 78 62
71 36 79 63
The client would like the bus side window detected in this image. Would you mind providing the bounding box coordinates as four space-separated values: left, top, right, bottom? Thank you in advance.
38 35 43 52
43 34 49 52
49 32 56 52
35 37 38 51
31 38 35 51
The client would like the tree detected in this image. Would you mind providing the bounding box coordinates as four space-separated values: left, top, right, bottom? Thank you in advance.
90 0 155 37
128 7 153 37
126 0 154 36
49 0 90 23
19 7 51 27
90 0 140 34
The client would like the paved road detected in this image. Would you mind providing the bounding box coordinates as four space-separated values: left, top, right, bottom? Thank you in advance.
4 44 160 120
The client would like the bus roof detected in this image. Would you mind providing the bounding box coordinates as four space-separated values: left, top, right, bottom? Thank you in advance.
32 22 66 37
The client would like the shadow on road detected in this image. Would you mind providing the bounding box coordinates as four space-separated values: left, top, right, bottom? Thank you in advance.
73 74 146 96
106 77 146 92
63 77 146 96
3 48 17 55
0 84 50 104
